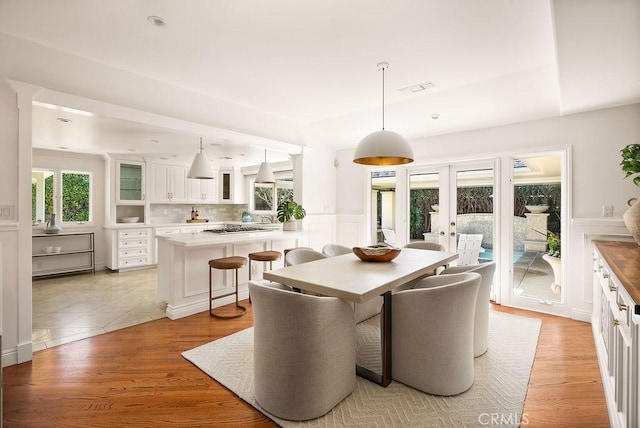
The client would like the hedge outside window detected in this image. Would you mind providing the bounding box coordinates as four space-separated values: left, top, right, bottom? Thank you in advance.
32 169 92 224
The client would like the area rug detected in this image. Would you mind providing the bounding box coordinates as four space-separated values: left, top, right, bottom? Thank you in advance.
182 311 541 427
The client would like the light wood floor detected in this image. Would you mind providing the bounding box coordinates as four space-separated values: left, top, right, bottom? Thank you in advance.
3 302 609 427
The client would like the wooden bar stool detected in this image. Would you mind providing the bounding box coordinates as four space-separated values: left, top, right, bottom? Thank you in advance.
209 256 247 318
283 247 313 266
248 250 282 303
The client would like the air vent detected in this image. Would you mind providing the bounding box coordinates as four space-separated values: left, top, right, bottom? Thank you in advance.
399 81 435 94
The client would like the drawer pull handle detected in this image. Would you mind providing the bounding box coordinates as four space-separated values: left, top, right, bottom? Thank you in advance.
609 285 617 292
602 273 609 279
618 303 628 311
613 319 620 326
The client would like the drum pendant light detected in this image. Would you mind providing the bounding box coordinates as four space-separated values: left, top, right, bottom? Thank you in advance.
353 62 414 166
255 149 276 183
187 137 215 179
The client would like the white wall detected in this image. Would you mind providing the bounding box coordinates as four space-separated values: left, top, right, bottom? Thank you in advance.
335 103 640 319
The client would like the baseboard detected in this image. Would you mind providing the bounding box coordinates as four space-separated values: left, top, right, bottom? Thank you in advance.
2 347 17 368
165 290 250 320
571 308 592 323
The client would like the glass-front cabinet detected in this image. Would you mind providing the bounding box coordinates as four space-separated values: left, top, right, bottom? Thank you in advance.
116 161 145 204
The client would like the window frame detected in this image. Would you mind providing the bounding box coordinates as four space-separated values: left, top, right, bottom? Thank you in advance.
250 172 294 214
32 167 94 228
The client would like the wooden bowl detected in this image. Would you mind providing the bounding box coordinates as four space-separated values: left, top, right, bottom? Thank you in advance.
353 246 401 262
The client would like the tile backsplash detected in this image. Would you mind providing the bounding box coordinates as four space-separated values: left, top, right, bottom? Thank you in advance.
150 204 249 224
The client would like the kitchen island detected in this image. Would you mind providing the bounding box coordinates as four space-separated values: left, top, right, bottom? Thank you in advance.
157 228 308 319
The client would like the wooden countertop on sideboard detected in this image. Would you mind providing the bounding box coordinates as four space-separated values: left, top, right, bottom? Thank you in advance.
593 240 640 313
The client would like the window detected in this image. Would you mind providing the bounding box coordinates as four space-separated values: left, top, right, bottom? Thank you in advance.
32 169 92 225
252 178 294 212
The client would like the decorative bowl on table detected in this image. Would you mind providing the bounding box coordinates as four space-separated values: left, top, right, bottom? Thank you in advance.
353 245 401 262
120 216 140 223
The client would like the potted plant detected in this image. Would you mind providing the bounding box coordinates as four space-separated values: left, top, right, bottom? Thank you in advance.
541 231 561 295
277 200 306 231
241 211 252 222
620 144 640 245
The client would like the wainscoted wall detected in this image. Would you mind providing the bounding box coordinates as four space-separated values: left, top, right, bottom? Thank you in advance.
336 214 368 247
570 218 632 322
303 214 337 251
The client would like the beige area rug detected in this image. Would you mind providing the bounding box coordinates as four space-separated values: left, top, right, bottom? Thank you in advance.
182 311 541 427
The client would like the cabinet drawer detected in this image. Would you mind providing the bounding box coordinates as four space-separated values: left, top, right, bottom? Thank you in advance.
118 257 147 268
118 229 149 239
119 248 148 258
119 239 148 249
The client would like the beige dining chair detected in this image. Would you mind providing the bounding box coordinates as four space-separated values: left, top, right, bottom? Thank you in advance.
439 261 496 357
402 241 448 277
249 281 356 421
284 248 327 266
392 272 481 396
321 244 352 257
404 241 445 251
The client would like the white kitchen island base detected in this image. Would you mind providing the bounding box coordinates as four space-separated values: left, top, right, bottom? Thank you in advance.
157 230 307 320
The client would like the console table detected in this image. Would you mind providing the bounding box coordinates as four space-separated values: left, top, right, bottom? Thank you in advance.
592 240 640 428
32 232 95 278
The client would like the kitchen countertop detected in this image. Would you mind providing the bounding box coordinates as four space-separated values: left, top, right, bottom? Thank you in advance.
157 229 303 247
104 221 281 229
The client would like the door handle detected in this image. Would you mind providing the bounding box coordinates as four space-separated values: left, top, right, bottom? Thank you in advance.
450 232 456 237
439 231 445 236
450 222 456 227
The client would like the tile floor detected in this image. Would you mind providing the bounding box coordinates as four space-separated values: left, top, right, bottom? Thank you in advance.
32 268 166 352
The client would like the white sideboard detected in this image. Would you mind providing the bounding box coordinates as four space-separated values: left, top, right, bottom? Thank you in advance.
592 240 640 428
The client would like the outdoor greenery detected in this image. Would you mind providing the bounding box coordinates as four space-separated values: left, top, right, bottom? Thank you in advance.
253 179 293 212
408 184 561 240
32 172 90 223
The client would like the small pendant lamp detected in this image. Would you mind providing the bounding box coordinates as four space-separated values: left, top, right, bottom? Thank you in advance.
187 137 215 179
353 62 414 166
255 149 276 183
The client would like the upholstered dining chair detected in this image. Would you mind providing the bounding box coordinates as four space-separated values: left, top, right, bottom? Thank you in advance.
403 241 445 251
392 272 481 396
321 243 352 257
249 281 356 421
284 248 327 266
439 261 496 357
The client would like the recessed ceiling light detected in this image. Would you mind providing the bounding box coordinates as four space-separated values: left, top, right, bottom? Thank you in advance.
147 15 167 28
431 114 440 120
399 82 435 94
56 117 72 123
220 156 233 160
150 139 159 143
127 149 136 152
59 146 69 150
210 143 222 146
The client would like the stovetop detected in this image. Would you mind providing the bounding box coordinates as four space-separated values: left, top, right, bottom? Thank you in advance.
203 225 272 234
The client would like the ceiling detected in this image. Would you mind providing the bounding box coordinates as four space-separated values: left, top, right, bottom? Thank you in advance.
1 0 638 163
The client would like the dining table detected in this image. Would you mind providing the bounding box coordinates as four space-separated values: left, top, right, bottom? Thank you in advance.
263 247 459 387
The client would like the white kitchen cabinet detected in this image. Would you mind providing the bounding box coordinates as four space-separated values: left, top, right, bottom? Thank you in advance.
150 164 188 203
105 227 152 270
218 167 245 204
115 160 145 205
188 175 218 203
592 241 639 428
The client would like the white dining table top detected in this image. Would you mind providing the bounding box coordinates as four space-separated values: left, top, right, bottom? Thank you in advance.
263 248 459 303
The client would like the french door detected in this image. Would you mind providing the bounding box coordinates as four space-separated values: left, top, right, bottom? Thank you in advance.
408 161 498 299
